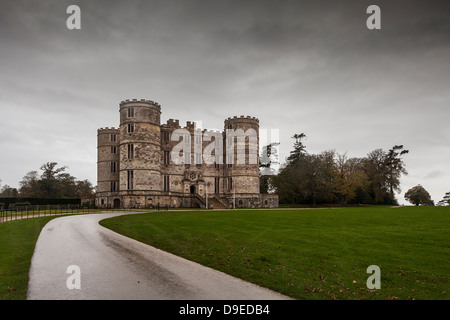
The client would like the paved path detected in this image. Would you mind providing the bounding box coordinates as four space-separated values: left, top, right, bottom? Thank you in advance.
27 212 291 300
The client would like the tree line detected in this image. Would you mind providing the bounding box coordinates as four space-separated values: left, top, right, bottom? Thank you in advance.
261 133 411 206
0 162 95 199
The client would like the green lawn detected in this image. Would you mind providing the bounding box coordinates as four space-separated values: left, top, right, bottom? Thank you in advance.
0 217 55 300
100 206 450 300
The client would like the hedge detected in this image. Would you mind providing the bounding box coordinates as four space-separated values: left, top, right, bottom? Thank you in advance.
0 197 81 209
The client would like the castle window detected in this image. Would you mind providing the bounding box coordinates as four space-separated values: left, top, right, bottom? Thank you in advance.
195 153 202 166
184 151 191 165
163 131 170 143
128 123 134 133
128 144 134 159
228 177 233 191
214 151 221 168
128 107 134 117
127 170 134 190
111 134 116 142
164 151 170 166
227 154 233 168
215 177 220 194
111 146 116 154
110 181 117 192
227 135 234 147
110 161 117 173
163 175 170 192
195 134 202 145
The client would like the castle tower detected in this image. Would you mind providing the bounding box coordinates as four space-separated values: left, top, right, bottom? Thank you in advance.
224 115 260 195
119 99 162 206
97 127 120 208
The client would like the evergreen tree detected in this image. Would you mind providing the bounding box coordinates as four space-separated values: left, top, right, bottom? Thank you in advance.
286 133 307 165
441 191 450 206
385 145 409 201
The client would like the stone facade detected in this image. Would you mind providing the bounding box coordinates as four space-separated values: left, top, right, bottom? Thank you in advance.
96 99 278 209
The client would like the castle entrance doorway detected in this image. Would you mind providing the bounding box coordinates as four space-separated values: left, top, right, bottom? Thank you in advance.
190 185 196 194
113 198 121 209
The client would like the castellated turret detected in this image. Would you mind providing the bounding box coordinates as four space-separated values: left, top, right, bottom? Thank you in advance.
97 127 120 208
96 99 278 209
118 99 162 207
224 116 260 195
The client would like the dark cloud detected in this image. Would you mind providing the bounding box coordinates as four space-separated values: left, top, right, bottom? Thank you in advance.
0 0 449 203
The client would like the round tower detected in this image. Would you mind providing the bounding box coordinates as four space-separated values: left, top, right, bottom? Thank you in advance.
224 115 260 194
119 99 162 199
97 127 120 207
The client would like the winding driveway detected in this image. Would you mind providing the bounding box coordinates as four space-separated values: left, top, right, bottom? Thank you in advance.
27 212 290 300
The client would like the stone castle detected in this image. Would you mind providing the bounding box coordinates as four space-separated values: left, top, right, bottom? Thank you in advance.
96 99 278 209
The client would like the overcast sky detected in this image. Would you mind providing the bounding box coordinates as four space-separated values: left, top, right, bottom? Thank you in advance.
0 0 449 204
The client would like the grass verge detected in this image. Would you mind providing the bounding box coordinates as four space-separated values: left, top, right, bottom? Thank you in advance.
100 206 450 300
0 217 55 300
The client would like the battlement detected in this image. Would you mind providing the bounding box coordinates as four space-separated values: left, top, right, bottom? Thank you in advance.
119 99 161 107
164 119 180 128
225 115 259 121
178 121 204 130
224 115 259 127
98 127 118 132
203 129 223 134
185 121 195 129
